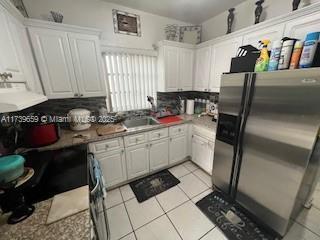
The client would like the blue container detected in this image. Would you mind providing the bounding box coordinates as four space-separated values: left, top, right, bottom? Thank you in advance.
0 155 25 184
300 32 320 68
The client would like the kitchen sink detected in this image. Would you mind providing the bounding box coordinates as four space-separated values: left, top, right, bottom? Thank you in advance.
123 117 160 129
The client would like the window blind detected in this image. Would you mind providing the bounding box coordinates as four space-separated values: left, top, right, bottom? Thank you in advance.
104 52 157 112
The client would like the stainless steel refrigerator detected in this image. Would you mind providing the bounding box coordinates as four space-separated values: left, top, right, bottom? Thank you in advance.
212 68 320 236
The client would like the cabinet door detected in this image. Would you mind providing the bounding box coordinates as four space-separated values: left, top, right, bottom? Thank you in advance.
150 138 169 171
0 7 24 82
28 27 78 98
164 46 180 92
68 33 106 97
284 12 320 40
194 46 211 91
126 143 149 179
97 149 127 187
179 48 194 91
242 24 284 50
209 36 243 93
192 135 212 174
169 135 187 164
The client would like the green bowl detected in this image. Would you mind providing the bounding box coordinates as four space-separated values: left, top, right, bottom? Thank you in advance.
0 155 25 184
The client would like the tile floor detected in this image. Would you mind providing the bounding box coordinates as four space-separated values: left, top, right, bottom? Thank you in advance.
105 161 320 240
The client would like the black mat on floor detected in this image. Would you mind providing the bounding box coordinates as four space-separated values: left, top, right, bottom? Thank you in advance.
196 191 280 240
129 170 180 203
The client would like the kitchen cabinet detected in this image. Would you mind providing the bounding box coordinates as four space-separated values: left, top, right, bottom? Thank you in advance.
97 149 127 187
149 138 169 171
0 6 24 83
69 33 106 97
209 36 243 92
194 46 211 92
192 135 214 175
169 134 187 164
126 143 150 179
157 41 194 92
27 20 106 99
242 24 284 50
284 12 320 40
28 28 78 98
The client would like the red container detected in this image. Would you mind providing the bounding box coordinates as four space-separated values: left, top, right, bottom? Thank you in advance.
26 123 59 147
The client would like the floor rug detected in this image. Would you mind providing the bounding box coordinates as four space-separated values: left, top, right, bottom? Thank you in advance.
129 170 180 203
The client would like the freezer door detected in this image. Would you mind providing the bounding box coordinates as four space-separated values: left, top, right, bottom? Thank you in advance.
236 69 320 236
213 73 249 195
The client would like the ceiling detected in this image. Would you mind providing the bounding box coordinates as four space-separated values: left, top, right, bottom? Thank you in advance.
103 0 247 24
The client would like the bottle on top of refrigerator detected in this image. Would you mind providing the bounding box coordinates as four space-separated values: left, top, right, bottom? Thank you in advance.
255 39 271 72
300 32 320 68
278 38 296 70
268 40 282 71
289 41 304 69
200 99 205 113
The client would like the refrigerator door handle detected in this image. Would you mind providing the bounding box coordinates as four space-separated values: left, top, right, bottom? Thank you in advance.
231 73 257 198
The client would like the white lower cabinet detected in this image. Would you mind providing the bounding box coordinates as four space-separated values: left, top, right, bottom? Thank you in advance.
150 138 169 171
126 143 150 179
169 134 187 164
192 135 214 175
96 149 127 187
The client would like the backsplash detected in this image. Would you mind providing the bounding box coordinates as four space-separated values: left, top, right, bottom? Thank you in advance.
157 91 219 111
18 97 107 117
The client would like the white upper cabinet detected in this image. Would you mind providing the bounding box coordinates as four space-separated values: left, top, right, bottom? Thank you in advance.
194 46 211 92
209 36 243 92
242 24 285 50
26 20 106 99
29 28 78 98
0 6 25 83
179 48 194 91
284 12 320 40
164 46 180 92
68 33 106 97
157 41 194 92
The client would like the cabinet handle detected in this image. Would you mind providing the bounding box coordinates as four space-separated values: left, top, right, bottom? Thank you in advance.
80 93 84 97
146 144 149 148
149 143 152 147
170 138 172 141
74 93 79 97
158 133 161 137
121 149 124 154
136 138 139 142
105 144 109 149
178 129 181 132
0 72 13 81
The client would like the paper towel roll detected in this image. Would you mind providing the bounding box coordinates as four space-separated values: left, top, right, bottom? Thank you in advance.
186 99 194 115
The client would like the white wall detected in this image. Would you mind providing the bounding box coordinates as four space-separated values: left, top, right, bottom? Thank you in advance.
23 0 189 50
202 0 320 41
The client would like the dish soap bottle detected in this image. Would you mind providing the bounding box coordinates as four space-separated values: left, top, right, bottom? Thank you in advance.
255 39 270 72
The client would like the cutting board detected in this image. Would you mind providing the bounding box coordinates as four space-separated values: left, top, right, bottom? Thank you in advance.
96 124 126 136
158 116 182 124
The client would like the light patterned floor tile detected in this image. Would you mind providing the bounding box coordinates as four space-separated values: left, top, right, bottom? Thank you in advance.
283 222 320 240
193 169 212 187
200 227 228 240
106 188 123 209
107 203 133 240
156 186 189 212
169 164 191 179
120 184 136 202
125 197 164 230
168 201 214 240
183 161 199 172
296 207 320 236
135 215 181 240
191 189 213 204
179 173 209 198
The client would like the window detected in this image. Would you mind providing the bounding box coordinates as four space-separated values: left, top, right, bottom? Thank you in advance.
104 52 157 112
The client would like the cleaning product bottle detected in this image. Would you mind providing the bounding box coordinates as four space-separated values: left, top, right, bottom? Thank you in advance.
268 40 282 71
289 41 303 69
278 37 296 70
255 39 270 72
300 32 320 68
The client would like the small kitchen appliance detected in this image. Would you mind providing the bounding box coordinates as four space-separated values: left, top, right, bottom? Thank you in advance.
68 108 91 131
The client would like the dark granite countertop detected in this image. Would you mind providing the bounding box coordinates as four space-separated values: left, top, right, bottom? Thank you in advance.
17 114 216 152
0 198 90 240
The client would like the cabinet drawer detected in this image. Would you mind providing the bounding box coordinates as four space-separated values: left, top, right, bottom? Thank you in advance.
149 128 169 141
169 124 187 137
90 137 124 153
124 132 148 147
